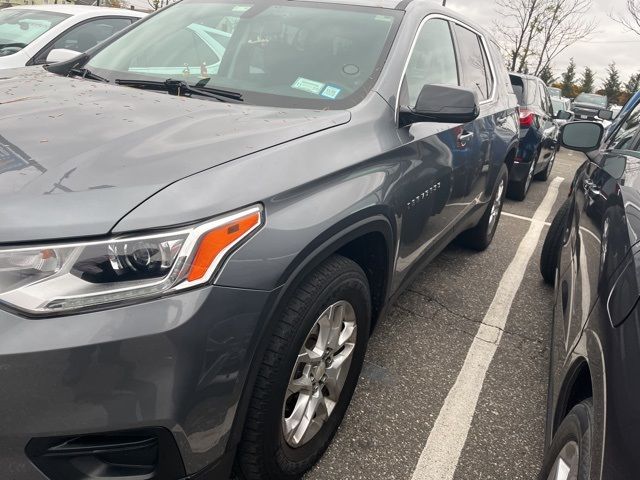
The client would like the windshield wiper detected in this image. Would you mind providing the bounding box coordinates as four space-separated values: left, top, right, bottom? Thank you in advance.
114 78 243 102
69 67 109 83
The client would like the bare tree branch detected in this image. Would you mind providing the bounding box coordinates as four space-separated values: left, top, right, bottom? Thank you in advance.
611 0 640 36
494 0 595 75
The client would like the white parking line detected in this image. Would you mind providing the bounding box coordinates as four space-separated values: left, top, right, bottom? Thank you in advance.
502 211 551 226
410 177 564 480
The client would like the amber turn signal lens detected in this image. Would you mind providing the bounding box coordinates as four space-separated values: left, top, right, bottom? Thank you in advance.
187 211 261 282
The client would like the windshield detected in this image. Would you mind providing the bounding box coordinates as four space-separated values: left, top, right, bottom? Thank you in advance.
551 99 565 112
575 93 608 106
86 0 402 109
0 9 70 57
547 87 561 98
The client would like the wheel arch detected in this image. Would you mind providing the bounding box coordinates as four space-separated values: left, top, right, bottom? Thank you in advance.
227 211 396 452
553 357 594 435
504 144 518 172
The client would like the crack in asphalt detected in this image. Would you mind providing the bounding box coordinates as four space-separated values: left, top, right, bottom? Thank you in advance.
399 289 546 347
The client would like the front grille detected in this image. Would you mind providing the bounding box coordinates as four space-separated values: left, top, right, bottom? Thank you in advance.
573 106 599 119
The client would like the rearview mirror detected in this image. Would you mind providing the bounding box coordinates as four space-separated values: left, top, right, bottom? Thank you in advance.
46 48 82 64
555 110 572 120
598 109 613 121
399 84 479 127
560 121 604 152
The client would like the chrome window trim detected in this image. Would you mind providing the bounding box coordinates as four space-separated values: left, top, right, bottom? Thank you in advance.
395 13 497 124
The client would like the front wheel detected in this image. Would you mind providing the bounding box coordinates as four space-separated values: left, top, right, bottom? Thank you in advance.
458 163 508 251
539 399 593 480
235 255 371 480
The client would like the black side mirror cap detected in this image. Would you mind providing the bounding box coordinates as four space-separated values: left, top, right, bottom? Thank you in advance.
560 121 604 152
555 110 572 120
598 109 614 121
400 84 480 127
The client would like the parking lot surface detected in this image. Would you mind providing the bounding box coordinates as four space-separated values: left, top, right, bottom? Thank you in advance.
306 150 581 480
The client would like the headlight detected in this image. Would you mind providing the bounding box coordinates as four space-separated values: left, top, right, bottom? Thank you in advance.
0 206 262 315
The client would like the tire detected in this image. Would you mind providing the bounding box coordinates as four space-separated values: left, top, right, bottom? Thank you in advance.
540 200 571 285
536 149 556 181
508 153 538 201
235 255 372 480
458 163 508 251
539 399 593 480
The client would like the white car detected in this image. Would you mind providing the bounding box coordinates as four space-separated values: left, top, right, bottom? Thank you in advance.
0 5 145 69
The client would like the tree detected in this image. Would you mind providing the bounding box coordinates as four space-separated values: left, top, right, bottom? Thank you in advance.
625 72 640 94
561 59 577 98
580 67 596 93
603 62 623 104
494 0 596 76
612 0 640 36
539 65 555 85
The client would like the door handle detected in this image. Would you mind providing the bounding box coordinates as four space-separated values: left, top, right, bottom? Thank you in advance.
496 116 508 126
457 130 474 147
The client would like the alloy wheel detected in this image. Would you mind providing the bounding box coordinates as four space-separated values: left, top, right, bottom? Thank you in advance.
546 441 579 480
282 300 358 448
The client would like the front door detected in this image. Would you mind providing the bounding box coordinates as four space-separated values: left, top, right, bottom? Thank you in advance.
393 18 495 287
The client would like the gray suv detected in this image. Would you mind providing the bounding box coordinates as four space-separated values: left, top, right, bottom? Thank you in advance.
0 1 518 479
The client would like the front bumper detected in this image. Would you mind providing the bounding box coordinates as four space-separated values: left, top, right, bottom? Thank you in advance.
0 285 274 479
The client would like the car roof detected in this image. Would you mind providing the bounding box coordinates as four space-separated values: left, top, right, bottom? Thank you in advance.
6 4 145 16
293 0 404 9
291 0 494 37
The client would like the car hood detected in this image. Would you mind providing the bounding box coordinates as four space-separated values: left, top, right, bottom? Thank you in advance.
0 68 350 244
573 101 604 110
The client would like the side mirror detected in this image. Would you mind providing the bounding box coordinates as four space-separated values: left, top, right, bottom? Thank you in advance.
555 110 572 120
400 84 479 127
560 121 604 152
598 109 613 121
46 48 82 64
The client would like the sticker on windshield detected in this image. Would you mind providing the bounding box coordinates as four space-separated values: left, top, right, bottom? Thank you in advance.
232 5 251 12
292 77 325 95
374 15 393 22
321 85 342 100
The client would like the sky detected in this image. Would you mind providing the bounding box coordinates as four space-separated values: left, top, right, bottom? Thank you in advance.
446 0 640 87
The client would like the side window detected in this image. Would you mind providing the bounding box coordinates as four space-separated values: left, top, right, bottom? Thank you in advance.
404 19 459 106
51 18 132 53
545 89 554 115
527 79 539 105
609 103 640 152
480 41 494 97
538 83 551 115
453 24 491 101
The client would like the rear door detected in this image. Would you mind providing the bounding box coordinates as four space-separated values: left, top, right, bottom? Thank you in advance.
450 23 495 206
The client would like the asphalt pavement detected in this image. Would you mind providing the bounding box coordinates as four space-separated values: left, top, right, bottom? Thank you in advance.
306 149 581 480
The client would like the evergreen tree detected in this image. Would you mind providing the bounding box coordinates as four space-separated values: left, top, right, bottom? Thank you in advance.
561 59 577 98
539 65 555 85
603 62 622 104
580 67 596 93
625 73 640 94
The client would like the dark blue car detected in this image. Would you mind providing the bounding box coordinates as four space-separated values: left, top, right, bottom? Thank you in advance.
508 73 560 200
